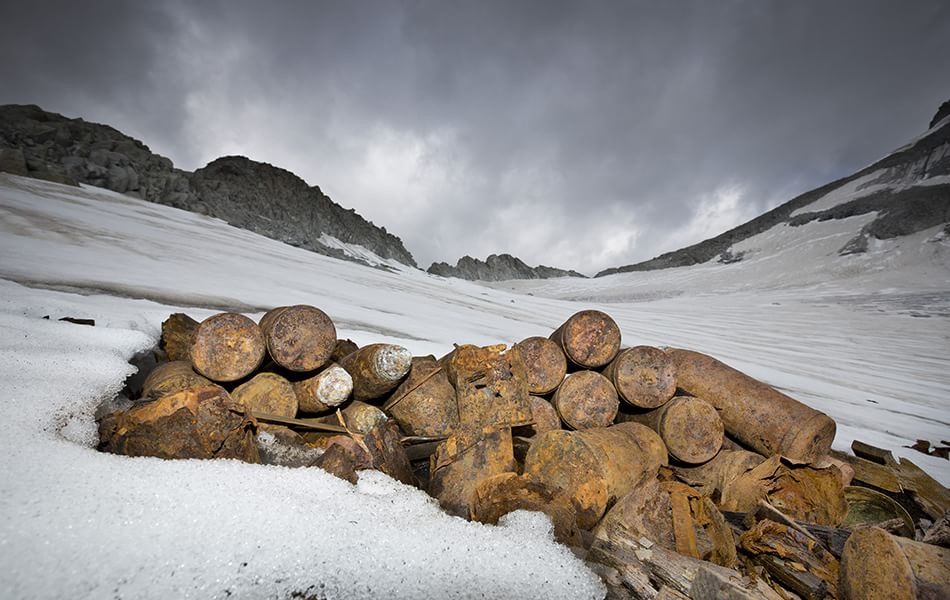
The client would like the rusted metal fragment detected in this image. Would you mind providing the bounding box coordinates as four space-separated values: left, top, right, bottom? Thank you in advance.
554 370 619 430
720 455 849 526
140 360 215 402
320 400 388 435
385 356 459 437
294 364 353 414
259 304 336 372
842 486 915 538
604 346 677 409
312 439 368 484
445 344 532 429
515 336 567 395
339 343 412 400
363 419 418 487
513 395 562 438
840 526 950 600
190 312 266 382
159 312 198 362
620 395 724 464
740 519 839 600
674 449 766 501
550 309 622 369
232 372 298 418
98 385 259 462
429 425 516 518
470 472 583 547
595 478 737 568
667 348 836 463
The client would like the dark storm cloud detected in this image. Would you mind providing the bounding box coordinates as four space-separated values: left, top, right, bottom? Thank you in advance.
1 1 948 273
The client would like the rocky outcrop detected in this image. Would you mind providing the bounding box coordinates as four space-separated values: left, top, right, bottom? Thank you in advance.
427 254 587 281
597 99 950 277
0 104 416 268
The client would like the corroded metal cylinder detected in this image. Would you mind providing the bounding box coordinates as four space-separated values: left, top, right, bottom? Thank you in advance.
840 526 950 600
339 343 412 400
384 356 459 437
294 364 353 414
141 360 214 402
259 305 336 372
602 346 676 409
550 309 622 369
515 336 567 395
330 338 360 363
619 395 723 464
526 396 562 436
553 370 619 430
667 348 836 463
522 422 667 529
231 372 298 418
320 400 388 435
190 312 266 382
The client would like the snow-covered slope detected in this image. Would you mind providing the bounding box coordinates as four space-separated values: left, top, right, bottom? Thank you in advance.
0 171 948 598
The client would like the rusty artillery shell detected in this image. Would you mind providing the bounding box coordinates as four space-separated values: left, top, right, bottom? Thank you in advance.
550 309 622 369
141 360 215 402
428 425 517 518
160 313 198 362
523 422 667 529
522 396 562 437
258 305 336 372
619 395 724 464
321 400 388 435
330 338 360 363
667 348 836 463
445 344 533 429
294 364 353 414
339 343 412 400
190 312 266 382
231 372 298 418
840 526 950 600
515 336 567 395
553 370 619 430
384 356 459 437
603 346 676 409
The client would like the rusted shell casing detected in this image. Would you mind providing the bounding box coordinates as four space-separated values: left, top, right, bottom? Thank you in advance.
428 425 516 519
667 348 836 463
190 312 266 382
553 370 619 430
231 372 298 418
550 309 622 369
594 478 737 568
445 344 533 429
515 336 567 395
141 360 214 402
522 422 667 529
321 400 388 435
339 343 412 400
384 356 459 437
602 346 676 409
470 472 583 547
619 395 724 464
159 313 198 362
523 396 562 437
98 385 259 462
294 364 353 414
259 305 336 373
840 526 950 600
330 338 360 364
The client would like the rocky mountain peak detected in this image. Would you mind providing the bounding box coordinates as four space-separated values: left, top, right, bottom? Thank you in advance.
428 253 586 281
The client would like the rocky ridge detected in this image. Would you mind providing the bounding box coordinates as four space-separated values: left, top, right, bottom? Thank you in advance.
0 104 416 268
597 101 950 277
427 254 587 281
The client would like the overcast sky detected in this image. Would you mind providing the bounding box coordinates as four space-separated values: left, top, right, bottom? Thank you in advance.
1 1 947 273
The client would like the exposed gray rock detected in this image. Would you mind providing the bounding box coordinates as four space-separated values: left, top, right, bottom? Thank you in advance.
427 253 587 281
597 99 950 277
0 104 416 268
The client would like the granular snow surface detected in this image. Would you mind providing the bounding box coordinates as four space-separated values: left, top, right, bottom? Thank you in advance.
1 172 948 599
